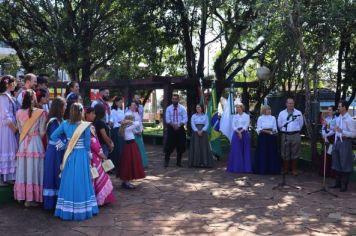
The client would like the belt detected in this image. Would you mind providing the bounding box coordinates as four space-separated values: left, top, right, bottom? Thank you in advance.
125 140 135 144
281 131 300 135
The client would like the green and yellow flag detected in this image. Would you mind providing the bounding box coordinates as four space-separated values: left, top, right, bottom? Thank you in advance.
207 81 222 157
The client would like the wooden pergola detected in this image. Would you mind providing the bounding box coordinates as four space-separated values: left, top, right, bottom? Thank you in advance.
48 75 259 113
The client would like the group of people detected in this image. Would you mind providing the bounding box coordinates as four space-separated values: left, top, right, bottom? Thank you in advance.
0 74 148 221
165 96 305 176
1 73 355 223
170 94 355 194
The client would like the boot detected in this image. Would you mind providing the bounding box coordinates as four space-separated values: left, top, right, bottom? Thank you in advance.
176 154 182 167
282 160 289 175
164 153 170 168
340 172 350 192
329 172 341 188
292 160 299 176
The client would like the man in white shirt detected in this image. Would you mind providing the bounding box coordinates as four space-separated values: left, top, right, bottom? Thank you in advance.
36 75 49 112
277 98 304 176
327 100 356 192
91 88 111 124
164 94 188 167
16 73 37 107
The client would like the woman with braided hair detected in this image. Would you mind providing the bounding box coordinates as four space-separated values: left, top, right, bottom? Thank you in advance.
0 75 18 186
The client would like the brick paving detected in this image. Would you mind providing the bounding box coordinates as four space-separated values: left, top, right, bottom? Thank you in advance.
1 144 356 236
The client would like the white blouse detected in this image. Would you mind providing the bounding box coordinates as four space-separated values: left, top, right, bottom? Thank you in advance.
191 113 209 132
125 110 143 133
124 121 140 140
232 112 250 131
322 116 336 137
110 108 125 128
256 115 278 134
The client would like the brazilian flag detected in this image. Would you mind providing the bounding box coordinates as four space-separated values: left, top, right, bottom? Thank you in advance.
207 82 222 158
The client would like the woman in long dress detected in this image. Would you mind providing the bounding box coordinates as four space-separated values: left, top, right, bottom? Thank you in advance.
85 108 115 206
51 103 98 220
0 75 18 185
118 115 145 189
125 102 148 168
43 97 66 210
226 103 252 173
109 96 125 170
253 105 280 175
14 90 46 207
188 104 214 168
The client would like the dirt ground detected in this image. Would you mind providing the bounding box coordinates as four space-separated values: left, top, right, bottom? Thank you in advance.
1 145 355 236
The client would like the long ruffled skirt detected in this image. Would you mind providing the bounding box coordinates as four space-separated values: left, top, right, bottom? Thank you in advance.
14 135 44 202
0 124 18 182
55 148 99 221
226 131 252 173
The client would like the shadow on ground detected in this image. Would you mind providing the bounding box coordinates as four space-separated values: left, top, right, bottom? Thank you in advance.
1 145 356 236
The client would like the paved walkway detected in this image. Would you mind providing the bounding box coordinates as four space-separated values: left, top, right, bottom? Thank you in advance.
1 145 356 236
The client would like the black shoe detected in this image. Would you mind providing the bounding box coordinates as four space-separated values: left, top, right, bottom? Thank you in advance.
329 172 341 188
340 173 350 192
329 183 341 189
121 182 135 190
340 186 348 192
164 160 169 168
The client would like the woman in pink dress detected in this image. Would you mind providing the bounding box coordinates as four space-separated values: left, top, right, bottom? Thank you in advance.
14 90 46 207
86 108 115 206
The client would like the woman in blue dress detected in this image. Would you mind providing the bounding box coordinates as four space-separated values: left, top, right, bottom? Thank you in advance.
253 105 280 175
226 103 252 173
43 97 66 210
51 102 99 221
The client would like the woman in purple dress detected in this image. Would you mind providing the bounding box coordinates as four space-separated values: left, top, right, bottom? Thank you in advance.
226 103 252 173
0 75 18 185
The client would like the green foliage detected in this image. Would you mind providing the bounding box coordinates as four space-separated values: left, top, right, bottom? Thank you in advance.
0 0 354 107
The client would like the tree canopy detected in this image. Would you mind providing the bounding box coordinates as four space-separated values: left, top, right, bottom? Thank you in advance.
0 0 355 107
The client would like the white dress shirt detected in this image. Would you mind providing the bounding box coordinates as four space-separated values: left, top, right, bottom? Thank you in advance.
256 115 278 134
165 104 188 126
110 108 125 128
124 121 140 141
191 113 209 132
327 113 356 142
277 108 304 132
232 112 250 131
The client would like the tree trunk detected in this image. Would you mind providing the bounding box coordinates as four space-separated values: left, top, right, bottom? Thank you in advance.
288 0 316 166
335 30 346 107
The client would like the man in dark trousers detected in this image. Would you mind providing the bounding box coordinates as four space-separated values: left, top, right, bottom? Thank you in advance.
328 100 356 192
164 94 188 167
